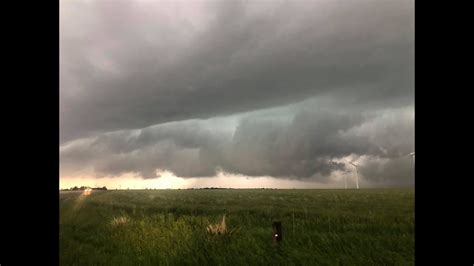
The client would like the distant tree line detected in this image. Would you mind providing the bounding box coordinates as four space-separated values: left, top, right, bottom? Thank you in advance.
61 186 108 191
186 187 275 190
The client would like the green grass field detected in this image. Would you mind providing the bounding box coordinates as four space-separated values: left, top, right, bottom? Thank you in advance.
60 189 414 266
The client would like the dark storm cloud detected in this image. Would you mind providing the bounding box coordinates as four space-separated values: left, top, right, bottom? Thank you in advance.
60 119 233 178
225 111 363 178
60 105 414 185
60 0 414 143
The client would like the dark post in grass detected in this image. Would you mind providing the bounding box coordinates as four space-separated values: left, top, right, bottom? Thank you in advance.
273 221 282 242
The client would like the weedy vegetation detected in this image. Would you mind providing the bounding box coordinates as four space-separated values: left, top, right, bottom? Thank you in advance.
60 189 414 265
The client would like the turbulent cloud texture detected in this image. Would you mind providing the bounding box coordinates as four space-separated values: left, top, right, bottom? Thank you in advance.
60 0 414 186
61 103 414 185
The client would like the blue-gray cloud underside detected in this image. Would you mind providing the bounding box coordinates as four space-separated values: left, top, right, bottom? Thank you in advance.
60 103 414 186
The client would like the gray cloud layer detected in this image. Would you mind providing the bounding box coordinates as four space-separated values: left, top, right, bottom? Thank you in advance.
60 0 414 143
60 0 414 186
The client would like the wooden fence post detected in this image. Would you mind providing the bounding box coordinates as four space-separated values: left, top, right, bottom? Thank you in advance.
273 221 282 242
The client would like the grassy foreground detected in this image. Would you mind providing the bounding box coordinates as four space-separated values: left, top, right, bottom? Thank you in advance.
60 189 414 265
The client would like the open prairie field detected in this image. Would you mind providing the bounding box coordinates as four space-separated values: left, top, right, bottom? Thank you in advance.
60 189 414 266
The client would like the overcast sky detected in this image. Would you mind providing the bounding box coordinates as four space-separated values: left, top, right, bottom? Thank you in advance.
60 0 414 188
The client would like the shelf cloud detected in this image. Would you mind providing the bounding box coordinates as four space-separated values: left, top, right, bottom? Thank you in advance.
60 0 414 186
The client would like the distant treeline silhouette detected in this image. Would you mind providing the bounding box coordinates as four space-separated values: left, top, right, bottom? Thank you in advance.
61 186 108 191
186 187 275 190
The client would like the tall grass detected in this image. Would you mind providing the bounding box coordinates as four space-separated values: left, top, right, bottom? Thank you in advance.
60 189 414 265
